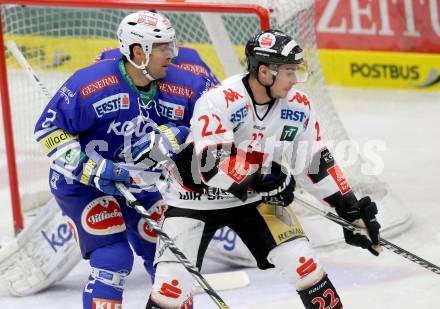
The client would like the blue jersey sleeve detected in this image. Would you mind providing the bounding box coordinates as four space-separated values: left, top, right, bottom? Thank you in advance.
35 76 96 134
34 73 98 159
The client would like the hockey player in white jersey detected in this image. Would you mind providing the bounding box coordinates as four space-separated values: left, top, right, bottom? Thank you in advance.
146 29 382 309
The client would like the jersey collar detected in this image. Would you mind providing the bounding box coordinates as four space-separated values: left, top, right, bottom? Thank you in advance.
118 59 157 107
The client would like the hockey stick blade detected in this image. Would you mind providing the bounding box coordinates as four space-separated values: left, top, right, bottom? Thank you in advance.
194 270 250 293
115 183 230 309
297 198 440 276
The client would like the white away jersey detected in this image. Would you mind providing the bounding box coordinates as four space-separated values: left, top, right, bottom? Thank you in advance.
163 74 343 210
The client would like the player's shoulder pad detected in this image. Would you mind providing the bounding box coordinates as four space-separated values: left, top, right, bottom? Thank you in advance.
175 46 200 60
283 88 314 112
159 64 212 95
199 74 247 107
66 59 122 100
96 48 122 62
209 73 245 95
164 63 204 82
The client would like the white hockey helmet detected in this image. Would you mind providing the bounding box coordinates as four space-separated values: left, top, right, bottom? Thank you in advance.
117 11 178 80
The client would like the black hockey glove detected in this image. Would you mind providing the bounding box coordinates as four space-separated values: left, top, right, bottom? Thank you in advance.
167 142 209 194
253 163 295 207
260 175 295 207
336 196 382 256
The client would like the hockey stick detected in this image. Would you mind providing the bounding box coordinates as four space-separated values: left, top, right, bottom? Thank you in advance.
6 39 231 308
296 196 440 275
6 40 52 98
115 183 230 309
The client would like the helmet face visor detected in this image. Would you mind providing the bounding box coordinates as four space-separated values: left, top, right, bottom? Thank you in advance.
151 40 178 59
272 61 309 83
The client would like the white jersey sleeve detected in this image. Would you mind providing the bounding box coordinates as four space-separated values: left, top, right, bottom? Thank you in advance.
190 86 258 192
287 96 355 206
190 87 235 155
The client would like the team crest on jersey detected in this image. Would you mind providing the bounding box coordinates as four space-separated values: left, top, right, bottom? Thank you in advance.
81 196 126 235
157 99 185 120
92 93 130 118
137 201 167 243
59 85 75 104
219 157 250 184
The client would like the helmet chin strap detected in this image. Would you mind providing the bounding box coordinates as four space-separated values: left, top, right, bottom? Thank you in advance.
265 84 274 99
256 73 277 100
127 54 157 81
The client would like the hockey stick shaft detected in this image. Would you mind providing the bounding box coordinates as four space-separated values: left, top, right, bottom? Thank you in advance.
8 39 230 308
298 199 440 275
115 183 230 309
6 40 52 98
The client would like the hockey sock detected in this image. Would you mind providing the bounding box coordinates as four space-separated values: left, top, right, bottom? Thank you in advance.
145 294 193 309
297 274 343 309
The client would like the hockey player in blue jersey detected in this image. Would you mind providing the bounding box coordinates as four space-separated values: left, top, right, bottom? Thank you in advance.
34 11 212 309
95 15 220 281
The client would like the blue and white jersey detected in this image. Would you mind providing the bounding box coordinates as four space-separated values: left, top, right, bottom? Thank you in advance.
34 58 212 193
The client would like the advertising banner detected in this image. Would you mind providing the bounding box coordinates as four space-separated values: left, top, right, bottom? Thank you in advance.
316 0 440 90
316 0 440 53
319 49 440 90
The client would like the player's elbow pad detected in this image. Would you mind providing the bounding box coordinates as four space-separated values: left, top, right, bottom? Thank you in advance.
35 127 78 159
50 146 99 186
307 147 358 209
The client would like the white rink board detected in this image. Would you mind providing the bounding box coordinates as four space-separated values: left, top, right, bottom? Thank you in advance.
1 86 440 308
